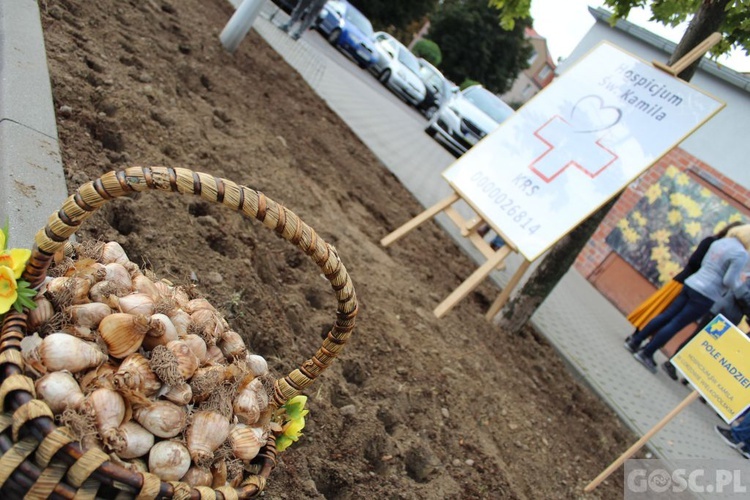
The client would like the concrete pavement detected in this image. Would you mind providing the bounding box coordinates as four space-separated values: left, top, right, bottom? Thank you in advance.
253 1 741 474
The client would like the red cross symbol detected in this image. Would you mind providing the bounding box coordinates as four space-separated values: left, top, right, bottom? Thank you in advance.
529 116 618 183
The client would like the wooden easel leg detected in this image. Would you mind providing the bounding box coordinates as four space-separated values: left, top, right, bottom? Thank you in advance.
584 390 700 492
380 192 461 247
434 245 511 318
484 260 531 321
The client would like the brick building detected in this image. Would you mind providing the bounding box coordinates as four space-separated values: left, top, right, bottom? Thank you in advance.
501 27 556 107
559 7 750 351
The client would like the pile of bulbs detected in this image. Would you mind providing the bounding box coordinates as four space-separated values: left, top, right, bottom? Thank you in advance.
20 241 273 487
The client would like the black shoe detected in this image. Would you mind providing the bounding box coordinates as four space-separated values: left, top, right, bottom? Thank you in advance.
662 361 678 381
716 425 742 449
623 336 639 354
634 352 658 374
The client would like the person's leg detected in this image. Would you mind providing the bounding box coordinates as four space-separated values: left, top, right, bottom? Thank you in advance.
640 288 713 359
292 0 327 37
282 0 311 31
732 415 750 444
628 289 690 347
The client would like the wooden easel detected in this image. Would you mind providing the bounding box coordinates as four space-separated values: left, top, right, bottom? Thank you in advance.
584 32 724 493
380 190 532 319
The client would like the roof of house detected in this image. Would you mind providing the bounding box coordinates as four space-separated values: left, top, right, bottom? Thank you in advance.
589 6 750 93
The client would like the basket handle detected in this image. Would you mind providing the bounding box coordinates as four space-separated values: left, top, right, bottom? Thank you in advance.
21 166 358 406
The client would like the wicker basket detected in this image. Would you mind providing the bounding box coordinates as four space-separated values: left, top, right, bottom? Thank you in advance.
0 166 358 499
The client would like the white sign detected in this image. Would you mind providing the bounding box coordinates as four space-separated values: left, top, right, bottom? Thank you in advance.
442 42 724 261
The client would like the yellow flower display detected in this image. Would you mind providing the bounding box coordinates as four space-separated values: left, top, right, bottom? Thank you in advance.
675 172 690 186
0 225 36 315
667 209 683 225
651 229 670 246
0 267 18 313
650 245 671 263
621 226 640 244
631 211 646 227
669 193 702 218
664 166 678 178
657 260 681 284
276 395 309 452
700 187 712 198
684 221 702 238
645 184 662 204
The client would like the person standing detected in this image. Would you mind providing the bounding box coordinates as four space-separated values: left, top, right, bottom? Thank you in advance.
625 224 750 373
625 221 743 349
280 0 329 41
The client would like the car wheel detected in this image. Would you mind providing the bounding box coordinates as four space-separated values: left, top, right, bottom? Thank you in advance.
328 28 341 45
425 125 437 138
424 105 438 120
379 69 391 84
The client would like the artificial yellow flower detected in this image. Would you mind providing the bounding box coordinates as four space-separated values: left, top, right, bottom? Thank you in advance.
664 166 678 178
622 227 640 244
0 267 18 314
675 172 690 186
699 187 712 198
651 245 671 263
0 248 31 279
283 417 305 438
645 184 662 204
651 229 670 246
667 210 683 225
729 213 744 223
657 261 681 284
684 221 702 238
631 211 646 227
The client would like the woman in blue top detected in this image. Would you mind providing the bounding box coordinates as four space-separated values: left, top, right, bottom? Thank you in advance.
625 224 750 373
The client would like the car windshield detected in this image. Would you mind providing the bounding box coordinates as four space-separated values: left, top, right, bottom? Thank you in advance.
397 47 420 74
463 87 514 123
345 7 374 36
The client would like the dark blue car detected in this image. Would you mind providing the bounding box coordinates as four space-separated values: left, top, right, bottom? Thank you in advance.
315 1 376 68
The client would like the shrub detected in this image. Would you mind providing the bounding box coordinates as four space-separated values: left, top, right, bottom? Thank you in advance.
459 79 480 90
412 39 442 66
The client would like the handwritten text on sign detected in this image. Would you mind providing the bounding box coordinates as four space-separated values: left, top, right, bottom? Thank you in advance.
442 42 723 261
672 315 750 424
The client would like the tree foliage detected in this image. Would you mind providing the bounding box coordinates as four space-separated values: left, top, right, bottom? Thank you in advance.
603 0 750 58
427 0 532 94
412 39 442 66
349 0 438 33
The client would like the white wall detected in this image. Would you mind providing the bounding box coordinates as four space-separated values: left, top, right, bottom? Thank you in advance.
559 17 750 191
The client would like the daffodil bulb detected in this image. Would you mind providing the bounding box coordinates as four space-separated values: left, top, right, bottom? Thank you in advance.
112 353 161 397
229 423 264 460
65 302 112 329
100 241 130 265
186 410 231 467
83 388 126 450
38 333 107 373
104 263 133 290
110 421 155 459
133 401 187 438
148 440 191 481
35 371 85 414
99 313 151 358
180 466 213 487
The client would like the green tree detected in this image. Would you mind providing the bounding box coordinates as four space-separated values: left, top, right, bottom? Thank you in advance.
491 0 750 334
412 39 442 66
427 0 532 94
349 0 437 33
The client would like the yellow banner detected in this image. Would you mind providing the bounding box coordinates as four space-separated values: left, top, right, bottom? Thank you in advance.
672 314 750 423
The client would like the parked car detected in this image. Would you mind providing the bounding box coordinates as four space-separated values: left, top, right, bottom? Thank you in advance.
369 32 426 106
425 85 514 156
315 1 376 68
415 58 451 119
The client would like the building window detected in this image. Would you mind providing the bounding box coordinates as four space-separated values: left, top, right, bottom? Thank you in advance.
527 49 537 65
521 84 534 99
539 64 552 80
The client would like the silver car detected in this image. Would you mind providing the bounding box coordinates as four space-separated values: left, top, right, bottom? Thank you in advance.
425 85 514 156
369 32 426 106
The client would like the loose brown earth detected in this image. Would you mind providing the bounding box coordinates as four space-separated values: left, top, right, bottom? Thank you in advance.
40 1 637 498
